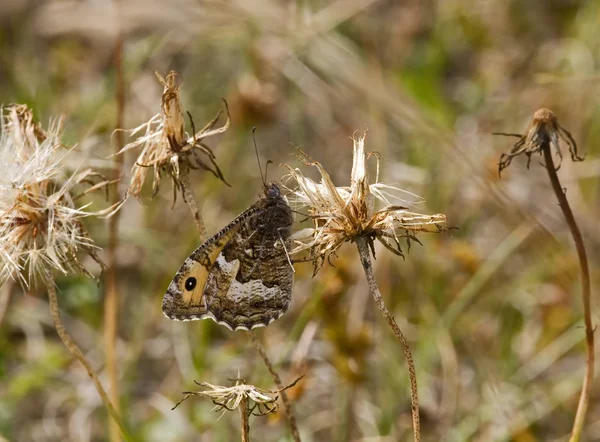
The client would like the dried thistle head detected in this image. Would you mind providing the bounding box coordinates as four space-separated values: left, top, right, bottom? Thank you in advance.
0 105 112 287
115 70 230 201
285 133 448 274
3 104 49 157
173 377 302 416
497 108 583 175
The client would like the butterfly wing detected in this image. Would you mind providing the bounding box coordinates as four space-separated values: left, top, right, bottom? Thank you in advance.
161 208 253 324
162 200 293 331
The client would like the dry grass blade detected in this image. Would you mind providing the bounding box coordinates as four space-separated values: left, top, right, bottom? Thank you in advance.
105 28 126 442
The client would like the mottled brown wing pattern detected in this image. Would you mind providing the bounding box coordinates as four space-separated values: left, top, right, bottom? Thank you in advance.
162 183 294 331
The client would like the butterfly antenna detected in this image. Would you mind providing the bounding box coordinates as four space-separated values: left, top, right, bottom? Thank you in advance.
264 160 273 184
252 127 267 188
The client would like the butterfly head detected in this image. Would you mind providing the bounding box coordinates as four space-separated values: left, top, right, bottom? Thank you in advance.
264 182 281 199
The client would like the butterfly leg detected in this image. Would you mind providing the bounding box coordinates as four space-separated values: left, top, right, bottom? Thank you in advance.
277 229 295 273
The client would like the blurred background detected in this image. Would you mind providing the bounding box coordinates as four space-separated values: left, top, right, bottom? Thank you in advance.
0 0 599 441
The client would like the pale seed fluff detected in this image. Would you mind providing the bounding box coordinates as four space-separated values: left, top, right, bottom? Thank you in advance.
285 133 448 273
0 105 104 287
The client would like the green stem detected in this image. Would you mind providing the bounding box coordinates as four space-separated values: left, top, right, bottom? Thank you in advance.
541 145 594 442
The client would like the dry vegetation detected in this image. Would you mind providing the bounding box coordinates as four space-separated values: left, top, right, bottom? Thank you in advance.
0 1 599 441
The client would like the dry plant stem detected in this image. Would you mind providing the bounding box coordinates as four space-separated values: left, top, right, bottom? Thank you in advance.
342 383 357 442
356 236 420 442
541 145 594 442
43 271 132 441
250 333 301 442
0 279 13 326
180 165 207 240
105 28 126 442
240 395 251 442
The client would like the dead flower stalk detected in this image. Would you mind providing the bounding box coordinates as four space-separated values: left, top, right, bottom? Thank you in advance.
114 70 230 240
173 377 302 442
496 108 592 442
285 133 449 442
0 105 131 440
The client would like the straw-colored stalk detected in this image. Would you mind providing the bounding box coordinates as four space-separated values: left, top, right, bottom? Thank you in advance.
104 21 126 442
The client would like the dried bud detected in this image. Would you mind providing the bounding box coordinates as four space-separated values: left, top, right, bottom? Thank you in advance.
497 108 583 175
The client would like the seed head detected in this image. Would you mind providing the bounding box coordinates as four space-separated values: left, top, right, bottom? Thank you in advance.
0 105 110 287
172 377 302 416
497 108 583 175
114 70 230 201
285 133 448 274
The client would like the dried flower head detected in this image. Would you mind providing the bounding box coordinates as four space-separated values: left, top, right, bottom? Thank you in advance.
3 103 49 156
285 133 448 274
0 105 112 287
497 108 584 175
172 377 302 416
115 70 230 201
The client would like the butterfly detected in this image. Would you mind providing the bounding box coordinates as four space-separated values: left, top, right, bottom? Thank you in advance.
162 179 294 331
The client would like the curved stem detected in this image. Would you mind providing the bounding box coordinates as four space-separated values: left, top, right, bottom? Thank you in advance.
356 236 420 442
250 333 301 442
43 271 132 441
541 145 594 442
